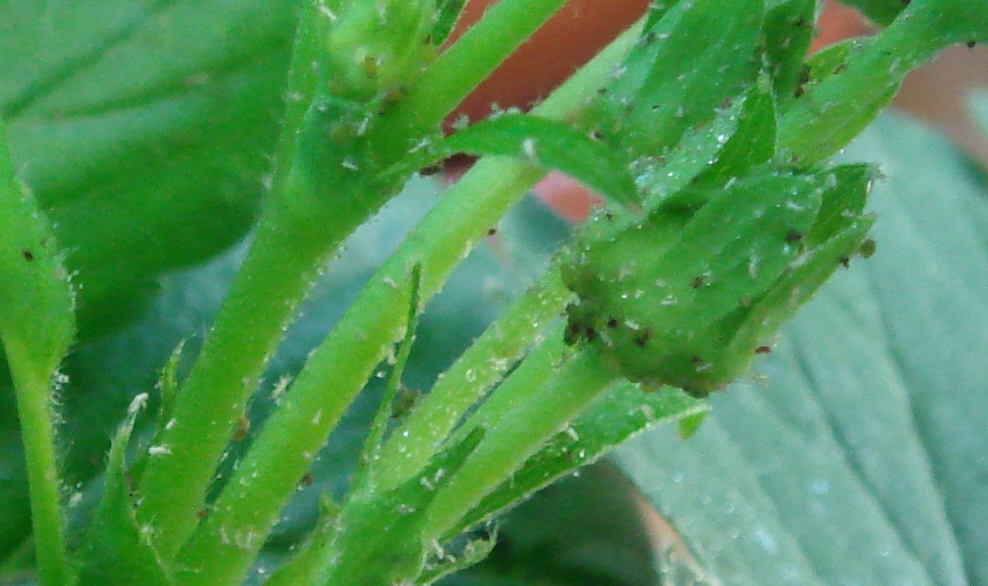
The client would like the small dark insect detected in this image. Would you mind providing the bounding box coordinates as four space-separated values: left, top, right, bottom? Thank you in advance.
755 345 772 354
564 322 583 345
634 328 652 347
391 386 419 419
299 472 315 488
487 227 498 236
794 64 811 98
690 274 706 289
22 249 34 261
838 255 851 268
690 356 704 364
967 40 977 48
590 129 604 140
233 415 250 442
606 317 619 328
419 164 443 176
859 238 877 258
785 229 804 244
585 327 599 342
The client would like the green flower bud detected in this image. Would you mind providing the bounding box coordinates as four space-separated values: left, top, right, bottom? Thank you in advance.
560 167 875 397
319 0 438 104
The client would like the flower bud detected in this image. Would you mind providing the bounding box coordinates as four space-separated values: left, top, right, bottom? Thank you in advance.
561 167 874 396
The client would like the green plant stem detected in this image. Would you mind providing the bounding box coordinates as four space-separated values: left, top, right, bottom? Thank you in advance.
134 0 581 560
7 370 70 586
0 123 72 586
422 346 617 540
373 266 573 492
172 22 644 586
131 2 330 559
364 0 570 159
444 327 568 451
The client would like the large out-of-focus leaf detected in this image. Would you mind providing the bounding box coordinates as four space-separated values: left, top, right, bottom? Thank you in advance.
0 0 298 333
615 113 988 585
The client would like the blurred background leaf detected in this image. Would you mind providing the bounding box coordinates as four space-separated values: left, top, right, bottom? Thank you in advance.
0 0 298 334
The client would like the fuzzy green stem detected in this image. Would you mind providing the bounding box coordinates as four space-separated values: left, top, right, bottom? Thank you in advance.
445 328 568 450
132 2 336 559
135 0 581 560
373 267 573 492
365 0 570 159
422 346 617 540
0 123 72 586
7 369 71 586
172 23 643 585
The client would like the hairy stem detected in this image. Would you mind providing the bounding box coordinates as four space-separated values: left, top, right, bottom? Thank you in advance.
172 22 643 585
372 267 573 492
422 346 616 540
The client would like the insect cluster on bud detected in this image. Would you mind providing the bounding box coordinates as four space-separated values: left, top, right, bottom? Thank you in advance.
560 167 875 397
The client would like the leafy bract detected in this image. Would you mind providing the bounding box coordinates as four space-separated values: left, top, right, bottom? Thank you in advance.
615 114 988 584
0 123 75 399
434 114 641 212
74 394 173 586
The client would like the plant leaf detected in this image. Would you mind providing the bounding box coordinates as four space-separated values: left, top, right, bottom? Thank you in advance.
614 113 988 584
430 0 469 46
457 383 705 533
74 394 174 586
0 122 75 391
0 0 297 334
430 114 641 212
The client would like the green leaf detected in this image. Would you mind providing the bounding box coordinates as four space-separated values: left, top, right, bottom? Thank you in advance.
763 0 815 101
430 0 469 46
0 0 298 333
687 83 777 190
0 123 75 388
593 0 764 157
614 113 988 584
429 114 641 213
457 384 705 533
74 394 174 586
